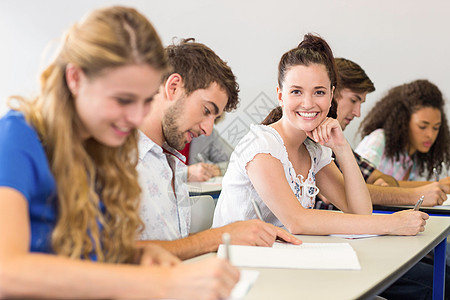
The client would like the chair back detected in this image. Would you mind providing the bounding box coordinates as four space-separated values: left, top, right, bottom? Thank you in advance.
190 195 216 233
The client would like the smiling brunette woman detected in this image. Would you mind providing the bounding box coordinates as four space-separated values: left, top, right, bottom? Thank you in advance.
213 34 428 237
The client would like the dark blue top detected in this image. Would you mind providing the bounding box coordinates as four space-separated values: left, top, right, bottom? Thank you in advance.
0 110 57 253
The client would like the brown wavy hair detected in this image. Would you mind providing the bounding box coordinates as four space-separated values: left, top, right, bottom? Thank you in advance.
164 38 240 112
358 79 450 178
9 6 167 262
334 58 375 97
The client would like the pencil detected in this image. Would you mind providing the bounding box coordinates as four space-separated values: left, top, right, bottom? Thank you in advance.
433 167 440 182
250 197 264 221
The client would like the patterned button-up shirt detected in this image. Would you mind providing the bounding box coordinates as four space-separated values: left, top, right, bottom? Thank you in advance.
137 131 191 241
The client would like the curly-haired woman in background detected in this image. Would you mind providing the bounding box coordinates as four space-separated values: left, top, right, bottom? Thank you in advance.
356 79 450 187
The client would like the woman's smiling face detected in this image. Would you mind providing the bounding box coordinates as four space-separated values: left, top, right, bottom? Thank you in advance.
277 64 333 133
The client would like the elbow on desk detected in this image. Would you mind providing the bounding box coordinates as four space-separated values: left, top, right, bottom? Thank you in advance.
0 260 26 299
0 268 13 299
282 218 305 235
281 212 327 235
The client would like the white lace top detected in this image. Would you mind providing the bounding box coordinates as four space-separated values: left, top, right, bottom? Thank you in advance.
212 124 332 229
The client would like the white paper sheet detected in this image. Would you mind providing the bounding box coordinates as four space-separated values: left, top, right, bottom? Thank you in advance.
217 242 361 270
330 234 379 239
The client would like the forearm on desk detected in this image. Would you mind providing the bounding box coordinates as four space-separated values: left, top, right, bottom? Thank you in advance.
367 185 419 205
138 229 222 261
288 209 394 235
0 253 169 299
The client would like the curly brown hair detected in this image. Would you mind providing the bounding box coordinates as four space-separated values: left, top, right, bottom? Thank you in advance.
358 79 450 179
164 38 240 112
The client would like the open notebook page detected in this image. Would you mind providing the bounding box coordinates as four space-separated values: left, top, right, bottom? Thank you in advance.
217 242 361 270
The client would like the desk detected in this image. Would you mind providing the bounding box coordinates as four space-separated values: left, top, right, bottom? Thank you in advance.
193 216 449 300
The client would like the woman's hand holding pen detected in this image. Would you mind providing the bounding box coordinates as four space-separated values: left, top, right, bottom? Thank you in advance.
137 244 239 300
388 210 429 235
163 257 240 300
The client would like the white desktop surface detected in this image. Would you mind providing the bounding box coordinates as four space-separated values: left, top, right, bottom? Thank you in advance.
191 216 450 300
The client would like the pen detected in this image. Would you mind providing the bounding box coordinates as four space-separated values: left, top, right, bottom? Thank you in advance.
222 232 231 261
250 197 264 221
433 167 440 182
414 195 424 211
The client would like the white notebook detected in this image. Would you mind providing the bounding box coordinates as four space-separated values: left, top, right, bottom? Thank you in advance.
217 242 361 270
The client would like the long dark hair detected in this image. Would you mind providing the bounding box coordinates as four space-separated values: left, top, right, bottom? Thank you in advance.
358 79 450 178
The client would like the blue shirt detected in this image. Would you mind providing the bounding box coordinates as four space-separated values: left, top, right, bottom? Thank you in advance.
0 110 57 253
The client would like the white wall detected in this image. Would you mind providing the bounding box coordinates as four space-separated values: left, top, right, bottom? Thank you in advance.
1 0 449 147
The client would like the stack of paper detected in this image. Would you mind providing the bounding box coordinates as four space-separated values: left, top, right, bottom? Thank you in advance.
218 242 361 270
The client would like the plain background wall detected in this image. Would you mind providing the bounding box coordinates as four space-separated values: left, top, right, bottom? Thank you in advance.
1 0 449 149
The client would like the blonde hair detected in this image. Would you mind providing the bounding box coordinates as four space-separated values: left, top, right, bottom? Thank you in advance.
10 6 167 263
